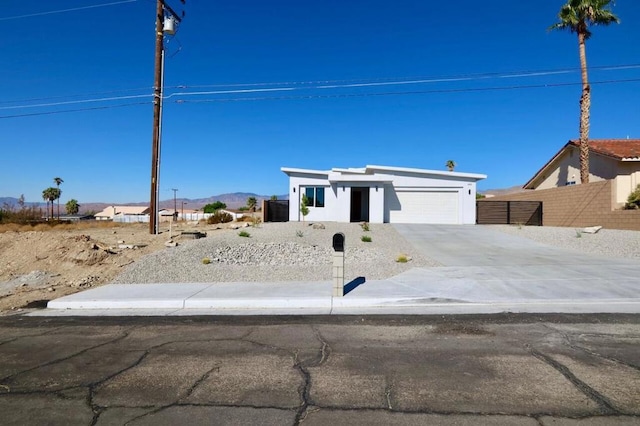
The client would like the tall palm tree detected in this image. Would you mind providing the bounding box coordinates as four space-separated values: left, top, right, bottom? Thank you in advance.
549 0 619 184
445 160 456 172
42 187 60 220
53 177 63 219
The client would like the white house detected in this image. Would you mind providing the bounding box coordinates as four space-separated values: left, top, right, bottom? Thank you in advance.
281 165 486 224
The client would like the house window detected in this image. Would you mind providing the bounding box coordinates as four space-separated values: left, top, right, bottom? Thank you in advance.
303 187 325 208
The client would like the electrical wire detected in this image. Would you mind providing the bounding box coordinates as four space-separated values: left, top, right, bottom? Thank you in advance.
0 102 150 120
0 94 152 111
173 78 640 104
0 0 138 21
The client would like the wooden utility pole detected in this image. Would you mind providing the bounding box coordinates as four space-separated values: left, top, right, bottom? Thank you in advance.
149 0 164 234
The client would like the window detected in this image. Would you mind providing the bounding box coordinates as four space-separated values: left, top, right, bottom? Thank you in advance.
303 187 325 208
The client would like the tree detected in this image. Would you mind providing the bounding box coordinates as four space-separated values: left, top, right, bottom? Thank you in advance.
203 201 227 213
300 194 310 222
17 194 25 209
53 177 64 219
65 199 80 215
270 195 278 201
247 196 257 212
549 0 619 184
445 160 456 172
42 187 60 220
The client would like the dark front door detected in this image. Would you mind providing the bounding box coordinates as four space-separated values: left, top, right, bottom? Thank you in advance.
350 187 370 222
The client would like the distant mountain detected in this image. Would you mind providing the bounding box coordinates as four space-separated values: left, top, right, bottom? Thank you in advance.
0 192 290 214
481 185 528 198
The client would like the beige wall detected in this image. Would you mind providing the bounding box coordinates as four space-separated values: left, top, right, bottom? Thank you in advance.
481 180 640 231
530 146 618 189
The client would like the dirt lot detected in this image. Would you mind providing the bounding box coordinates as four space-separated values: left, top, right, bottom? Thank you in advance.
0 221 220 313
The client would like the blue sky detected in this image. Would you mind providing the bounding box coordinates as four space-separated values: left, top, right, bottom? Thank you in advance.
1 0 639 204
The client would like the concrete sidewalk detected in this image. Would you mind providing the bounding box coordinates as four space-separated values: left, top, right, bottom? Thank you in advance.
39 263 640 316
38 225 640 316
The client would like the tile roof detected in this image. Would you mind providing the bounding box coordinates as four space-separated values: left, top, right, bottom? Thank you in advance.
569 139 640 159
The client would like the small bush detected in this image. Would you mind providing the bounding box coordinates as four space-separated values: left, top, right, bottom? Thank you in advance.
296 230 304 237
207 211 233 224
575 229 582 238
251 216 262 227
238 230 251 237
360 222 370 232
361 235 372 243
396 254 408 263
202 257 211 264
625 184 640 209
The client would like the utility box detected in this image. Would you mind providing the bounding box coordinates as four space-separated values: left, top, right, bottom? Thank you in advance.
332 233 345 297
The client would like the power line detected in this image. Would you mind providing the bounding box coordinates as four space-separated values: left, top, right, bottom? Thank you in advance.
0 94 152 111
173 78 640 104
0 0 138 21
0 87 153 106
0 102 150 120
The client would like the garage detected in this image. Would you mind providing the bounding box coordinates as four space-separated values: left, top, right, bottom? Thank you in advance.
387 190 460 224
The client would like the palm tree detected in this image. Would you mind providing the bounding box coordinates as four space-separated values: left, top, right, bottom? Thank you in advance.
445 160 456 172
549 0 619 184
42 187 60 220
53 177 63 219
65 199 80 215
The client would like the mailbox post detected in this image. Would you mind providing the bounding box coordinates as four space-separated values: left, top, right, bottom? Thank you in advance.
332 233 345 297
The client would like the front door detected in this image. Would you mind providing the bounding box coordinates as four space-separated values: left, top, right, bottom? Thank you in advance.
350 187 370 222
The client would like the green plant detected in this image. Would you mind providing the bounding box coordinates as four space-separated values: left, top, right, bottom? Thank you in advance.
207 211 233 224
270 195 278 201
446 160 456 171
575 229 582 238
300 194 310 222
247 196 257 212
624 184 640 209
42 187 61 220
361 235 372 243
202 257 211 264
296 230 304 237
65 199 80 215
202 201 227 213
360 222 370 232
250 216 262 227
396 254 408 263
238 230 251 238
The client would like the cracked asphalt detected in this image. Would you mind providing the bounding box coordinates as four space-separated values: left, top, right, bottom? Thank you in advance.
0 314 639 425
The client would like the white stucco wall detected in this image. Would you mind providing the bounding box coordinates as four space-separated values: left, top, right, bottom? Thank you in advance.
284 166 484 224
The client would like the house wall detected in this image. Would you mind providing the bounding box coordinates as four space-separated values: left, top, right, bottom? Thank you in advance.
615 163 640 208
481 180 640 231
530 146 620 190
288 174 335 222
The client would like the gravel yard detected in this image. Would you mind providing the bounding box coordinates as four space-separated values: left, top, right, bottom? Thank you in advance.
112 222 441 284
489 224 640 259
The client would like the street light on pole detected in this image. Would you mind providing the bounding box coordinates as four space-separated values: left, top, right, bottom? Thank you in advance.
181 201 187 220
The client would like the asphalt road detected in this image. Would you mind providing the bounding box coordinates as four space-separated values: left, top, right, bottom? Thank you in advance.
0 314 639 425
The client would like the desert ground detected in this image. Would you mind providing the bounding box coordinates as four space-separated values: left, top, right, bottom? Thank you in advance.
0 221 213 313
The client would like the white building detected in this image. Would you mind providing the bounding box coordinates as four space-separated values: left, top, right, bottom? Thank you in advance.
282 165 486 224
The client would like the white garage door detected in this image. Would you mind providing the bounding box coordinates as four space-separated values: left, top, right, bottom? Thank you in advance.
389 191 459 224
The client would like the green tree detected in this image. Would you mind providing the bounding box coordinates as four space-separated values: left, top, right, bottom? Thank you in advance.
65 199 80 215
549 0 619 184
42 187 60 220
270 195 278 201
247 196 257 212
445 160 456 172
300 194 310 222
53 177 63 219
202 201 227 213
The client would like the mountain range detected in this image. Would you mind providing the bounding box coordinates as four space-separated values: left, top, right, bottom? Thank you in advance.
0 192 289 214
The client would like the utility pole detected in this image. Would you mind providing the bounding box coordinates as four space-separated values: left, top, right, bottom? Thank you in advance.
149 0 164 234
172 188 178 222
149 0 184 234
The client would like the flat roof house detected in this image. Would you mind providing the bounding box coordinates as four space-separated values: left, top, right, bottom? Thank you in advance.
282 165 486 224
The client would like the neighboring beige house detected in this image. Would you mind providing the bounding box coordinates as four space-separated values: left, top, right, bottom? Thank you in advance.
95 206 150 220
524 139 640 207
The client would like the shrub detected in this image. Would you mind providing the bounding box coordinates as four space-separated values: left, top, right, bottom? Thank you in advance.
296 230 304 237
396 254 408 263
203 201 227 213
207 211 233 224
250 216 262 227
238 230 251 237
625 184 640 209
360 222 370 232
202 257 211 264
361 235 372 243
